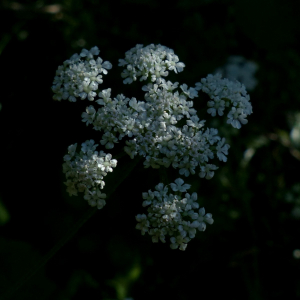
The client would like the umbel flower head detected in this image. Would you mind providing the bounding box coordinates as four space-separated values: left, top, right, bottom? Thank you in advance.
136 178 214 251
53 43 253 250
52 46 112 102
118 44 185 84
81 77 229 181
195 73 253 129
62 140 117 209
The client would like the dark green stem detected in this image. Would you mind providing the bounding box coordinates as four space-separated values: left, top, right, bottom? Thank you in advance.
2 156 142 300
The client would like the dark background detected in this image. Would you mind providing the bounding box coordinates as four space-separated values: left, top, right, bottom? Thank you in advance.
1 0 300 299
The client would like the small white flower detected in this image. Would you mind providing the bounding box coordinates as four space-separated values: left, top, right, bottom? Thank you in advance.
170 178 191 192
96 88 112 105
84 188 106 209
81 139 98 154
216 138 230 162
81 105 96 125
199 164 218 179
100 132 118 149
165 53 185 74
184 193 199 210
154 183 169 200
207 97 226 117
227 107 248 129
124 139 138 159
180 84 198 99
196 207 214 231
136 214 149 235
67 143 77 158
170 235 190 251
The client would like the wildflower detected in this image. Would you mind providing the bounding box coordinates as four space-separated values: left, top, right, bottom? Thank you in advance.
52 46 112 102
136 179 214 250
195 73 252 128
199 164 218 179
118 44 185 84
216 138 230 162
170 178 191 192
54 44 253 250
62 140 117 208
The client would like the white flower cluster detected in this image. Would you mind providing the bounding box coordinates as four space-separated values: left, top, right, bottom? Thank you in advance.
118 44 185 84
53 44 253 250
136 178 214 251
52 46 112 102
214 56 258 91
82 78 230 179
62 140 117 209
195 73 253 129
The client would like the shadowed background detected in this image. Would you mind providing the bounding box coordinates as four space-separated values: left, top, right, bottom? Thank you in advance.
0 0 300 299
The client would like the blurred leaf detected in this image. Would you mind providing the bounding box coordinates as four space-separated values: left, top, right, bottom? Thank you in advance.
107 262 141 300
0 197 10 225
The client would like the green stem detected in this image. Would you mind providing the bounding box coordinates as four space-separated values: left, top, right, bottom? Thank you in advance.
2 156 142 300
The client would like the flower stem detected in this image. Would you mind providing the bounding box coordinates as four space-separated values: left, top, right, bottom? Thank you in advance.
2 155 142 300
